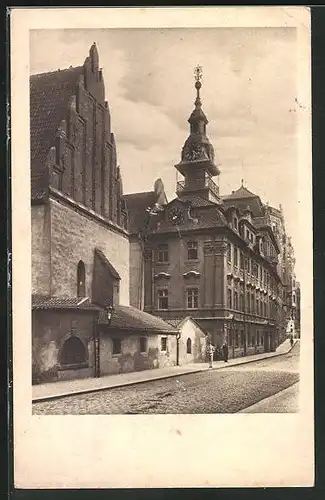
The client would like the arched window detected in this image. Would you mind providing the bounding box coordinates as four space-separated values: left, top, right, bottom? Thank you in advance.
60 336 87 366
77 260 86 297
186 338 192 354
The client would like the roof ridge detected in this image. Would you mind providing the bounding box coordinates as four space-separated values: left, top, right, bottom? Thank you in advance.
30 66 83 79
123 190 155 198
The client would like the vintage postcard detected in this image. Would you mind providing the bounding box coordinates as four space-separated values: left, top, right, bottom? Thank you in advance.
11 6 313 489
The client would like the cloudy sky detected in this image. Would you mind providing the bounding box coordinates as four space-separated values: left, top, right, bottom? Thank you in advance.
30 28 301 274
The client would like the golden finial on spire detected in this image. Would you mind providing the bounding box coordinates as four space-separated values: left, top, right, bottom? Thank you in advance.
194 65 203 82
194 65 203 107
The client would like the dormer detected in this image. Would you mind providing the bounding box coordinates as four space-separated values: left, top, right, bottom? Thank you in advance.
225 206 240 233
239 218 256 248
255 234 264 256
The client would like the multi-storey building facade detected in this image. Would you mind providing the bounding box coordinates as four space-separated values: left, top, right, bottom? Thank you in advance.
128 68 289 358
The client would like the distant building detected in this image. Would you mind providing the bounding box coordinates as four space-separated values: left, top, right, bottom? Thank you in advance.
126 68 297 357
30 43 178 384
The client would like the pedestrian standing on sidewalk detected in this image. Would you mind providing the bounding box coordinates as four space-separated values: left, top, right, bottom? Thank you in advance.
222 342 229 362
208 342 215 368
290 334 294 347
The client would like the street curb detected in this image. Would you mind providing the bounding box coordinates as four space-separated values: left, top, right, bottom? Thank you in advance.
237 380 300 413
32 342 298 403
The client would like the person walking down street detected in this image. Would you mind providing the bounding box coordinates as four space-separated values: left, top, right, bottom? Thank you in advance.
222 342 229 362
290 334 294 347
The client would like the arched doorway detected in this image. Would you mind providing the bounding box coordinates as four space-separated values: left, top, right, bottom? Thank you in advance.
60 336 87 367
186 338 192 354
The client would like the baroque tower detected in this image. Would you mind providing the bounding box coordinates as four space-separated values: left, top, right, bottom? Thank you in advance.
175 66 221 203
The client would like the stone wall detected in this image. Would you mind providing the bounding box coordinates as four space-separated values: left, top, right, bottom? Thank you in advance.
129 239 144 309
50 198 130 304
31 204 51 295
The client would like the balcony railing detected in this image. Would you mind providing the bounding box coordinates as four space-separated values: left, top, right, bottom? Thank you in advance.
176 176 219 198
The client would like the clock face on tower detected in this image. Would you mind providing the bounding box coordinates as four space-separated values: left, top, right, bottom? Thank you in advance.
168 208 185 226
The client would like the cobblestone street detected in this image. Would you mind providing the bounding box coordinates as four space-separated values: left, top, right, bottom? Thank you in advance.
33 343 300 415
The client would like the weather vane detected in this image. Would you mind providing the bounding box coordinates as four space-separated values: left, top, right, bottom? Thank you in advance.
194 65 203 82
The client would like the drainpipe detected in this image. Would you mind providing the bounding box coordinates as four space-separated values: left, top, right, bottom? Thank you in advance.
176 332 181 366
94 311 100 378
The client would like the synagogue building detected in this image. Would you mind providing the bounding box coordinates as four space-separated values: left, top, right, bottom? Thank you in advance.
30 43 183 384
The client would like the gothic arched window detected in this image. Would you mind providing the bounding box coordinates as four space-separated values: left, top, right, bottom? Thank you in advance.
77 260 86 297
187 338 192 354
60 336 87 366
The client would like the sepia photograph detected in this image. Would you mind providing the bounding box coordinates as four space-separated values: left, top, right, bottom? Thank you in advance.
11 6 313 489
30 27 301 416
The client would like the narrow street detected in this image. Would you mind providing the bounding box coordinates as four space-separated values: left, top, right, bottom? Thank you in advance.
33 343 300 415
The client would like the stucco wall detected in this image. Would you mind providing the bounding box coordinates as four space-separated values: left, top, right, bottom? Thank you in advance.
178 319 207 365
129 240 143 309
50 198 130 304
99 332 177 375
32 309 96 383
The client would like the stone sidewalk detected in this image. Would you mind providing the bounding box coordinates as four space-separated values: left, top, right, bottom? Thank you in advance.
32 339 298 403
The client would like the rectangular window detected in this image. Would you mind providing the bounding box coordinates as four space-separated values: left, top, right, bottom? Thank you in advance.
187 240 198 260
235 331 239 347
234 247 239 267
187 288 199 309
240 331 245 346
161 337 167 352
240 252 244 270
227 242 232 262
256 331 260 346
157 244 169 263
256 299 260 316
228 333 233 347
140 336 148 353
234 217 238 230
247 293 251 313
112 338 122 355
158 289 169 310
227 288 232 309
240 293 244 312
234 291 239 310
252 334 255 346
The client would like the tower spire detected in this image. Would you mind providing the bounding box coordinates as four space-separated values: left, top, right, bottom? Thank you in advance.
194 65 203 108
174 66 221 203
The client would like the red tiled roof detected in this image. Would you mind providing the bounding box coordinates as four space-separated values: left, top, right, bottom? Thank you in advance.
222 198 264 218
99 305 178 334
95 248 121 280
222 186 257 200
153 205 228 234
163 317 184 328
176 194 216 207
32 295 100 311
123 191 158 234
30 66 83 200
